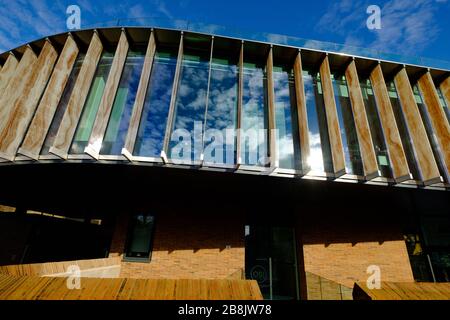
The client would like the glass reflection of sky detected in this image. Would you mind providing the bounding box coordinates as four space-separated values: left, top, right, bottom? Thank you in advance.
70 51 114 154
332 75 363 175
241 62 268 166
204 57 238 165
40 53 85 155
134 49 177 158
273 66 296 169
168 49 210 162
302 70 325 173
100 50 145 155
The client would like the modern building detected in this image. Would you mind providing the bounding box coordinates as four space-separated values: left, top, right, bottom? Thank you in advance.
0 25 449 300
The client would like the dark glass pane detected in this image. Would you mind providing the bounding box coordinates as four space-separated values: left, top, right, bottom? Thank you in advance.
240 62 269 166
332 75 363 176
360 79 392 178
40 54 85 155
100 49 145 155
168 48 210 163
388 81 421 180
133 48 178 158
203 56 238 165
273 66 299 170
245 226 298 300
436 88 450 125
70 51 114 154
404 233 434 282
125 214 155 260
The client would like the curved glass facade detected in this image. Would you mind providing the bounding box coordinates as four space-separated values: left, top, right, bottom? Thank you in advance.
2 27 444 188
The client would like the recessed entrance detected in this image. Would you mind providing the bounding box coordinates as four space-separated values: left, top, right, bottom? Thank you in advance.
245 225 299 300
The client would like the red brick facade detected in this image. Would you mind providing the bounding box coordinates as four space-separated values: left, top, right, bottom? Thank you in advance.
299 219 415 288
109 211 245 279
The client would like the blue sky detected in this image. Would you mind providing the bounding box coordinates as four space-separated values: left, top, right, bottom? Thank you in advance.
0 0 449 63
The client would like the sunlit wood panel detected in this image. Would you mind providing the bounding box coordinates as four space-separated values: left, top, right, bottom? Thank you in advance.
50 31 103 159
18 35 79 160
0 41 57 161
417 72 450 178
345 60 379 179
394 68 440 184
161 33 183 162
0 47 38 161
319 55 346 176
266 46 277 168
0 53 19 97
293 51 310 172
0 48 36 125
122 31 156 160
369 64 410 181
85 30 129 159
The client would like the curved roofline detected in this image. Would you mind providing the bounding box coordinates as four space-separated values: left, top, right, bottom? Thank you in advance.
1 22 450 74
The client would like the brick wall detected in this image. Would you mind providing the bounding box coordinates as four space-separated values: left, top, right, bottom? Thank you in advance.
109 211 245 279
300 217 415 289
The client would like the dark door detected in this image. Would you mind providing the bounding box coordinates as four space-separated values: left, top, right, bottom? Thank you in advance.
245 225 299 300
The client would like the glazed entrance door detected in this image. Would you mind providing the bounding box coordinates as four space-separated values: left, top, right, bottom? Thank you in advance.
245 225 299 300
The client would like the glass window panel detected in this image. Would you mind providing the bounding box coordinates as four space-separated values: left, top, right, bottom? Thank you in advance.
100 49 146 155
40 54 85 155
168 48 210 162
70 51 114 154
203 56 238 165
302 70 333 173
125 214 155 261
436 87 450 125
240 61 269 167
273 66 299 170
133 48 178 158
332 75 363 176
360 79 392 178
387 81 421 180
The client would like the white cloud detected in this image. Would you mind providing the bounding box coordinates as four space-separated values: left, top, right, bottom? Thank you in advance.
315 0 443 56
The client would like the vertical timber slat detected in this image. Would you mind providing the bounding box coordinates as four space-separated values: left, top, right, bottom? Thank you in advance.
394 68 441 184
417 72 450 179
50 31 103 159
0 47 38 160
0 53 19 97
0 41 58 161
345 60 379 179
319 55 346 176
369 64 410 181
18 35 80 160
266 46 277 167
0 48 37 131
293 51 310 172
161 33 183 162
122 30 156 160
85 29 130 159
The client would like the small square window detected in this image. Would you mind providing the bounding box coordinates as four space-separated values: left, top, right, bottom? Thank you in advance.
124 214 155 262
